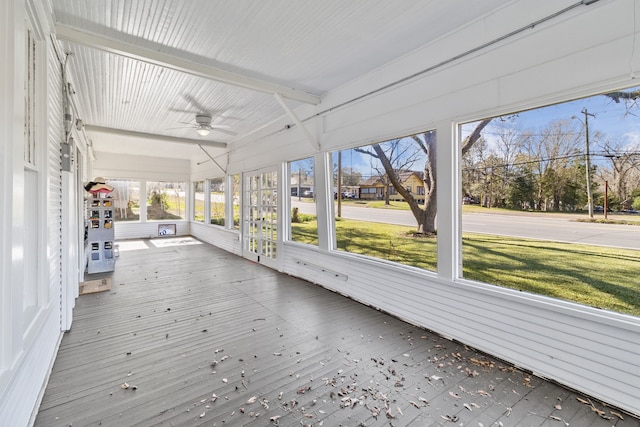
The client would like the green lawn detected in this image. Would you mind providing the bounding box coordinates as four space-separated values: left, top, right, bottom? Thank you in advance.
291 218 640 316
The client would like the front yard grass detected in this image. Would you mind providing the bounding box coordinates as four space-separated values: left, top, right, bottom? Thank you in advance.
291 218 640 316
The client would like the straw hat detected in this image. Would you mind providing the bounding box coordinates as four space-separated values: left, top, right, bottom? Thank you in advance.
84 177 114 193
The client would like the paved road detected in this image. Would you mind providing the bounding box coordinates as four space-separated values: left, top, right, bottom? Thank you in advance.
291 199 640 250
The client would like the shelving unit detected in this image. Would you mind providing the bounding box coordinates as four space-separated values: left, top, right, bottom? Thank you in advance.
86 196 116 274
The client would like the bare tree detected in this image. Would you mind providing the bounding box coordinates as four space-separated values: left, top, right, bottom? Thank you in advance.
461 135 489 200
355 139 422 205
357 119 491 234
597 139 640 202
340 167 362 186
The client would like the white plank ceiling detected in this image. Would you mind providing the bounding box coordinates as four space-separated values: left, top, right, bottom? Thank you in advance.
52 0 513 160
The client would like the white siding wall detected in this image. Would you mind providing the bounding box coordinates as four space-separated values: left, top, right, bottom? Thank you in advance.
191 222 242 256
194 0 640 415
0 0 68 425
115 221 190 240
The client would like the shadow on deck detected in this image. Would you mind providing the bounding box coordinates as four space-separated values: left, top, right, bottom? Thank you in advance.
35 237 638 426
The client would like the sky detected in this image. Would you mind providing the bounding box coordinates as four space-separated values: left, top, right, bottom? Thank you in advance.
290 85 640 178
462 85 640 156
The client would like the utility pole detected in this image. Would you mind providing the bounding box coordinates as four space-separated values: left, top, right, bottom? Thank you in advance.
582 108 595 219
572 109 596 219
337 151 342 218
604 180 608 220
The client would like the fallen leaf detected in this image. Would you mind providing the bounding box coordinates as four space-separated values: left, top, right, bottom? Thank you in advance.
200 412 205 418
247 396 257 404
222 378 228 383
576 396 590 404
409 401 420 408
611 410 624 420
385 407 395 418
371 406 381 417
448 391 461 399
554 404 562 410
463 403 472 411
120 383 129 389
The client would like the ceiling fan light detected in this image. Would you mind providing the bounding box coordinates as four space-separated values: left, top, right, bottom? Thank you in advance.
197 127 210 136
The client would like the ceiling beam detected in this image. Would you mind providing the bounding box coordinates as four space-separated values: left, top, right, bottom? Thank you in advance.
84 125 227 148
55 24 321 105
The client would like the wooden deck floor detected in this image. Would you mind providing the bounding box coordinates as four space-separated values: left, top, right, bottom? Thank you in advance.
35 237 638 427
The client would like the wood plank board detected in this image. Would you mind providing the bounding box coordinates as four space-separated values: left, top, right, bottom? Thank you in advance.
35 238 639 427
78 277 111 295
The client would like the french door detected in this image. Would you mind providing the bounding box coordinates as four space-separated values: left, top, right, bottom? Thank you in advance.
243 168 278 267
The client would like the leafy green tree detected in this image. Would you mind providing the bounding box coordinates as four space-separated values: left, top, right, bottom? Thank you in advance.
508 174 535 209
149 190 169 212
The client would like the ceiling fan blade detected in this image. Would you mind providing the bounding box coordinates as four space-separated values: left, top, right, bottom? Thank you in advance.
208 126 237 136
165 126 192 130
184 94 208 114
168 108 198 114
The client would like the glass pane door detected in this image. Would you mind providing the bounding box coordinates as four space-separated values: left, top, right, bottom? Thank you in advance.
243 169 278 265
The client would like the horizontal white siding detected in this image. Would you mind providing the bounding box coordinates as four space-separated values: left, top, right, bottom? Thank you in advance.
190 222 242 256
114 221 189 240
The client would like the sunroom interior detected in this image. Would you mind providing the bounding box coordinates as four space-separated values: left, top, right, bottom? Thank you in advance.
2 0 640 425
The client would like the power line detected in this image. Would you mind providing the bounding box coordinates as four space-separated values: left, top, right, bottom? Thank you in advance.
462 151 640 172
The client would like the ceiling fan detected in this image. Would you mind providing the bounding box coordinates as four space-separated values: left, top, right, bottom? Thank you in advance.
192 113 237 136
168 95 239 137
166 113 237 137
